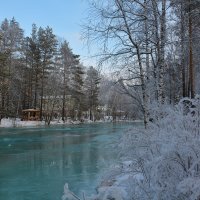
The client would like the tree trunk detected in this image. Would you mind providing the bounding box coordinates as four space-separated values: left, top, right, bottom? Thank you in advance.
152 0 160 101
188 0 195 98
144 0 150 82
62 94 66 122
62 72 66 122
137 46 148 128
181 2 186 97
34 72 38 109
158 0 166 104
40 67 45 121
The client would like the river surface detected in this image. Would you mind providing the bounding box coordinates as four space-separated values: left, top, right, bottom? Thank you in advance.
0 122 138 200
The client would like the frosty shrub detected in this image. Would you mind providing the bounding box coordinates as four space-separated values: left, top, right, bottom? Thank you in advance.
120 97 200 200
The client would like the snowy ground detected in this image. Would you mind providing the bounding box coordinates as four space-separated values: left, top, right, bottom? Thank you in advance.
62 161 143 200
0 118 139 128
0 118 45 127
0 118 86 128
91 98 200 200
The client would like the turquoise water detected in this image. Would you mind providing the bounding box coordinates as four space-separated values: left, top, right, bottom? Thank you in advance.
0 123 135 200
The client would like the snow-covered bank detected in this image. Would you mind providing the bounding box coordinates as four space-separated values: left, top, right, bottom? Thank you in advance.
0 118 140 128
90 161 144 200
0 118 46 127
62 160 144 200
63 98 200 200
0 118 81 128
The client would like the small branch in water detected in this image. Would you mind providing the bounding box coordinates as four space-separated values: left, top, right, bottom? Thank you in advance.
82 192 86 200
62 183 82 200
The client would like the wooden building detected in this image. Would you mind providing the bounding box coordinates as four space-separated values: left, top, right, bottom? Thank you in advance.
22 109 40 121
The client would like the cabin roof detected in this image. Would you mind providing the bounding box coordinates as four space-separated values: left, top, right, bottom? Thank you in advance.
22 109 40 112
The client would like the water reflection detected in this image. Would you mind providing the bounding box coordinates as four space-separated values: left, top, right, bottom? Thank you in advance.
0 123 135 200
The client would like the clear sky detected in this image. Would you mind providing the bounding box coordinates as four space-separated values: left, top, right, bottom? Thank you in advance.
0 0 95 66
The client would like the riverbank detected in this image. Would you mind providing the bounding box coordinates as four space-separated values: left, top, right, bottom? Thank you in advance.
63 160 143 200
82 100 200 200
0 118 88 128
0 118 142 128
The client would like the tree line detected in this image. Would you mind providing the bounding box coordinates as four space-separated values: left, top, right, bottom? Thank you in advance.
0 18 101 122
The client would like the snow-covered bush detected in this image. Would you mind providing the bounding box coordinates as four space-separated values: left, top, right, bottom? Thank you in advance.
61 97 200 200
119 97 200 200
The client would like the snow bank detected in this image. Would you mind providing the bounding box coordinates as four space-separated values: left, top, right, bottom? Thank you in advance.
0 118 14 127
63 97 200 200
0 118 45 127
0 118 103 128
16 120 45 127
62 161 144 200
89 161 144 200
116 97 200 200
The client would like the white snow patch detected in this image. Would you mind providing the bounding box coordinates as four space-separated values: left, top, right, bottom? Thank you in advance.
0 118 45 127
0 118 14 127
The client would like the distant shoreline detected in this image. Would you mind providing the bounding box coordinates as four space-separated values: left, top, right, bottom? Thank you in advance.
0 118 142 128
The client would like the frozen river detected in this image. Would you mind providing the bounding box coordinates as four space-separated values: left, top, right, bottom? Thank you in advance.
0 122 138 200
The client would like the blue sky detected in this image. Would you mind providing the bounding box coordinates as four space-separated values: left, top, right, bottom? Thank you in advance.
0 0 95 66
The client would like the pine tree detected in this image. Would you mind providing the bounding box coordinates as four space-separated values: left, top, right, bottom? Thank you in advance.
0 37 10 118
171 0 200 98
70 57 85 120
0 18 24 117
59 41 74 121
37 26 57 120
23 24 42 109
85 66 100 121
